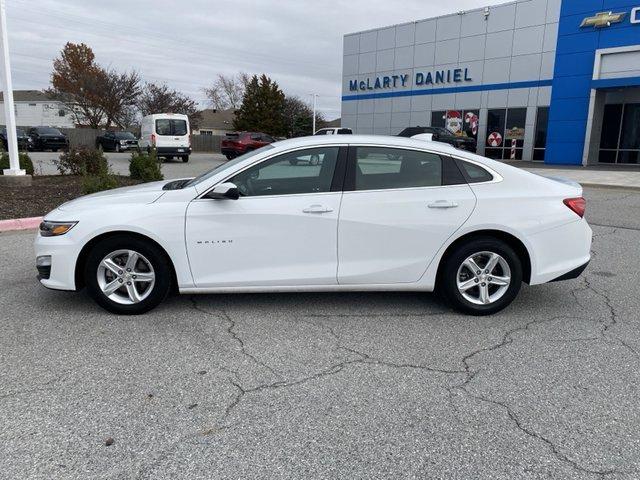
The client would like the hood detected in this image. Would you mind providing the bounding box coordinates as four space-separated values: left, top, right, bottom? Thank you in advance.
57 180 168 213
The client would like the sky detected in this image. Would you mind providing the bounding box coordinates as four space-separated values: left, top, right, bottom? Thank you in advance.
5 0 508 120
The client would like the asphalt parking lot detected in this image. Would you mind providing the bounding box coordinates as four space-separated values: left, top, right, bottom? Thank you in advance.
1 187 639 479
29 151 226 180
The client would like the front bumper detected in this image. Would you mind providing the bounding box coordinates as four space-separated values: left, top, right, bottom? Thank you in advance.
34 231 81 291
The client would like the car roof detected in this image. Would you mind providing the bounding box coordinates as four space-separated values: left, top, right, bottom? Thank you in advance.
271 134 456 151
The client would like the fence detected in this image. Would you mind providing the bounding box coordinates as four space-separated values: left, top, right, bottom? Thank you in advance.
57 128 222 153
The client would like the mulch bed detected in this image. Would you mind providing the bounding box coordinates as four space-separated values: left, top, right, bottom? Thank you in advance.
0 175 141 220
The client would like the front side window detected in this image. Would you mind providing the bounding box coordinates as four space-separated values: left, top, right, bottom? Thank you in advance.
156 119 187 136
353 147 442 191
229 147 339 197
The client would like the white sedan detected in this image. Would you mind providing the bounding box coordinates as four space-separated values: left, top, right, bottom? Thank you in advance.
34 135 592 316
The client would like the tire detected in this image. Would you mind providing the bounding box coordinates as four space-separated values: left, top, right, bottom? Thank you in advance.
225 153 234 160
84 235 172 315
181 155 189 163
438 237 523 316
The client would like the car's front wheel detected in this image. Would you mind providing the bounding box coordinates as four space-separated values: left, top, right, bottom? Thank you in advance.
84 235 172 314
438 237 522 316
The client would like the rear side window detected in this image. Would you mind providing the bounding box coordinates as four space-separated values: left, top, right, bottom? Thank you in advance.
352 147 442 191
337 128 352 134
156 119 188 136
457 160 494 183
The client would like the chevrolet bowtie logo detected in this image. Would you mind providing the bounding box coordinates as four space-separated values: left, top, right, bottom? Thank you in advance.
580 11 626 28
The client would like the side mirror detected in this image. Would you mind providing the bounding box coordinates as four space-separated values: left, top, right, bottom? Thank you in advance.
432 133 440 141
205 182 240 200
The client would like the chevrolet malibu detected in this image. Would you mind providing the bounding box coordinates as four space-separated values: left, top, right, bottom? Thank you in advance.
35 135 592 316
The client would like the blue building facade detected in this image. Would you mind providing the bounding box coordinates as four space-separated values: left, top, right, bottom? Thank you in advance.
341 0 640 165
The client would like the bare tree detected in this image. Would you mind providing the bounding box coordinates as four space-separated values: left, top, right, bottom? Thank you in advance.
102 69 142 129
137 82 202 129
203 72 250 110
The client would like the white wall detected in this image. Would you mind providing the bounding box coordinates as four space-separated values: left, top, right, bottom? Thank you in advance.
0 101 75 128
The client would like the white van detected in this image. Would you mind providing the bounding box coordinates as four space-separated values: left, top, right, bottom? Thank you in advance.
139 113 192 162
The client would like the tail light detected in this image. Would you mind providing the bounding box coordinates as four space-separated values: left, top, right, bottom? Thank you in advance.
151 133 156 146
563 197 586 218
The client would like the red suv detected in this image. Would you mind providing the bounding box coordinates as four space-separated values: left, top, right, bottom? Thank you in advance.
221 132 275 160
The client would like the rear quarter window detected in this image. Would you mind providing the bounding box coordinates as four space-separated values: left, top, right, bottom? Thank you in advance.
457 160 494 183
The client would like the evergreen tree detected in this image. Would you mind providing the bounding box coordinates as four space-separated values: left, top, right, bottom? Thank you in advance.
233 75 286 136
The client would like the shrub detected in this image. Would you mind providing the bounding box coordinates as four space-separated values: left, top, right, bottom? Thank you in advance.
55 146 109 176
129 149 163 182
81 172 119 194
0 151 34 175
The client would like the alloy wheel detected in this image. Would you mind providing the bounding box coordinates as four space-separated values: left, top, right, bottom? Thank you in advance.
96 249 155 305
456 251 511 305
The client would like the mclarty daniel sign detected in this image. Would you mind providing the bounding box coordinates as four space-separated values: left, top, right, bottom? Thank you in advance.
349 67 472 92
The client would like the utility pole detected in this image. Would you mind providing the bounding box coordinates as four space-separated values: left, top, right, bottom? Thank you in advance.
0 0 25 181
310 93 318 135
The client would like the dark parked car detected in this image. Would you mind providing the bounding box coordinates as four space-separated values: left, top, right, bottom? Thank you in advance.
397 126 477 152
96 131 138 152
27 126 69 152
0 127 33 151
221 132 275 160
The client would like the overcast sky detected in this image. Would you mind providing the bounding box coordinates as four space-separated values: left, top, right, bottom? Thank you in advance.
6 0 507 120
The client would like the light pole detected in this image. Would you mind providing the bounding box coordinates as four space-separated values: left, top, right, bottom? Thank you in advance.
310 93 318 135
0 0 26 183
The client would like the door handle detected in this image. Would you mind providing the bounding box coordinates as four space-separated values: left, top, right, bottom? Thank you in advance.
428 200 459 209
303 204 333 214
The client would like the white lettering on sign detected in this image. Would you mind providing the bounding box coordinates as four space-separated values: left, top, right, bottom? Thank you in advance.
632 7 640 24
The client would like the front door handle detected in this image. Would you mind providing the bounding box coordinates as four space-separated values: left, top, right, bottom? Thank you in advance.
303 204 333 214
428 200 459 209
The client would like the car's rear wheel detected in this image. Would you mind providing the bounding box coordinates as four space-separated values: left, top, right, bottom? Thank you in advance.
438 237 522 316
84 235 172 315
181 155 189 163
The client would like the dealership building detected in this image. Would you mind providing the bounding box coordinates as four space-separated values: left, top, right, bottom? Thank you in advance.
341 0 640 165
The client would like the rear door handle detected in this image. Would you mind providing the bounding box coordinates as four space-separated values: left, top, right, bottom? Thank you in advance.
428 200 459 209
303 204 333 214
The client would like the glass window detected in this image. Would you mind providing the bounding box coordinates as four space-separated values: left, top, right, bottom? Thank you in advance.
620 103 640 150
600 104 623 150
354 147 442 191
229 147 339 197
431 111 446 128
155 119 187 136
458 161 493 183
534 107 549 150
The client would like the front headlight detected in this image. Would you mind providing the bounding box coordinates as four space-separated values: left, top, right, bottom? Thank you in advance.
120 140 127 144
39 221 77 237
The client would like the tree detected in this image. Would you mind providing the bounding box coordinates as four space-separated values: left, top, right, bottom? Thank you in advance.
102 69 142 129
47 42 108 129
137 82 202 129
203 72 250 110
283 96 326 137
233 74 286 136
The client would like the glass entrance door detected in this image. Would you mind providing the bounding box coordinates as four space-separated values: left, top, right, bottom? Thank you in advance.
599 103 640 164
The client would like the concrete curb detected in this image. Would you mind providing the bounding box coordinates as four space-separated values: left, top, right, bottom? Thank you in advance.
579 183 640 192
0 216 42 232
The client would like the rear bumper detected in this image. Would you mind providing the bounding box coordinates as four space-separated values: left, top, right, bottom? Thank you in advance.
550 260 590 282
528 218 593 285
156 147 191 156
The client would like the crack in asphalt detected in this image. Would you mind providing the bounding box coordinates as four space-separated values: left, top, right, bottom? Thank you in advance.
189 296 282 379
590 222 640 232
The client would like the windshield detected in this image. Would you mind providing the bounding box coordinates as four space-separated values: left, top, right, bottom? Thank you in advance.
115 132 135 139
184 145 274 188
156 119 187 136
37 127 63 135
